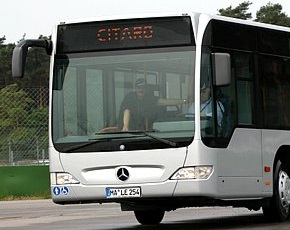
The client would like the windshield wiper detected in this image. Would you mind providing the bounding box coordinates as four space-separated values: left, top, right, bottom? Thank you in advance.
62 136 130 152
97 130 177 147
62 139 106 152
63 131 177 152
136 131 177 147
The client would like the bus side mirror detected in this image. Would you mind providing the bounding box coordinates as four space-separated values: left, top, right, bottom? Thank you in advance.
212 53 231 86
12 39 52 78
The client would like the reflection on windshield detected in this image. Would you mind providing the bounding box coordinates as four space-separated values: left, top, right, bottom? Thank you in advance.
53 47 195 150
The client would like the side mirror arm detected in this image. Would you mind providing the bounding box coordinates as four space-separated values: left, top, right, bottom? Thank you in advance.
12 39 52 78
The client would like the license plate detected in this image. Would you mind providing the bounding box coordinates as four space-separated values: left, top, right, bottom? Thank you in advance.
106 187 141 198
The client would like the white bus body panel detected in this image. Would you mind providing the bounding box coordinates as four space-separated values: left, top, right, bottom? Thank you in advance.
60 148 186 185
51 147 187 202
50 128 273 203
174 128 267 199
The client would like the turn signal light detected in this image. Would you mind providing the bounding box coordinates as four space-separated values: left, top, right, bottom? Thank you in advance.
170 166 213 180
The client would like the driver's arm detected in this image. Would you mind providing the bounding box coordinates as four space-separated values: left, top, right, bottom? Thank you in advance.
122 109 130 131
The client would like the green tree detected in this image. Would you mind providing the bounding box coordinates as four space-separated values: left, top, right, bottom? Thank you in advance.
0 84 48 159
0 35 50 90
0 38 15 88
218 1 252 20
0 36 50 164
218 1 290 27
255 2 290 26
0 36 6 45
18 35 50 90
0 84 33 130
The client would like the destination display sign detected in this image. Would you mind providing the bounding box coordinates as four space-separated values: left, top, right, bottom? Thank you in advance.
56 16 194 53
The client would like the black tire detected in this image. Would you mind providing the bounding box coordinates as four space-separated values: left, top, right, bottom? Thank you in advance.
262 160 290 222
134 209 165 225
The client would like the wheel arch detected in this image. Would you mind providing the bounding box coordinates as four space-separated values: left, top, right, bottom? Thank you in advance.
274 145 290 171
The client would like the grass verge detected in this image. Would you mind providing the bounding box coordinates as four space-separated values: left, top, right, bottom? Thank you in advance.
0 190 51 201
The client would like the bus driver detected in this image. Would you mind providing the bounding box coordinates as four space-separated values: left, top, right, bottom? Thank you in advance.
119 78 158 131
119 78 188 131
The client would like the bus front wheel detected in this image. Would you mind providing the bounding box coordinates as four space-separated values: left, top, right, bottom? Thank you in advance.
134 209 165 225
262 160 290 221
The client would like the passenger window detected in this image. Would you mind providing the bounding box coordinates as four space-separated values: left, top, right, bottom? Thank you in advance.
234 53 254 125
261 56 290 128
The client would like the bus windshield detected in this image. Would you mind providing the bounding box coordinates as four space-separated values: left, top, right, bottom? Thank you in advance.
52 47 195 152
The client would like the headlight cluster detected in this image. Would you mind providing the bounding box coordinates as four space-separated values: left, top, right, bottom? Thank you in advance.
50 172 80 185
171 166 213 180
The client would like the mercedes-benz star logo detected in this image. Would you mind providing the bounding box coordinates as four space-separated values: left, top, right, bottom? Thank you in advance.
117 167 130 181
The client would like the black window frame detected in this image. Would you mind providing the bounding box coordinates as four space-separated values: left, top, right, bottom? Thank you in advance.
201 19 290 147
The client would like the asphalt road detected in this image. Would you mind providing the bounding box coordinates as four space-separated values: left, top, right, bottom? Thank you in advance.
0 199 290 230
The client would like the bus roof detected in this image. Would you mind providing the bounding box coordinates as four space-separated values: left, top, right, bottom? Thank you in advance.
57 12 290 33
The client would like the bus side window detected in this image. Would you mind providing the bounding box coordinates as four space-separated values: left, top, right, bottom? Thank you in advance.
235 53 254 125
261 56 290 128
214 52 255 139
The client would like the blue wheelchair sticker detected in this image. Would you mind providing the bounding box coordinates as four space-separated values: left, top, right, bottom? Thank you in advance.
105 188 111 197
53 186 69 196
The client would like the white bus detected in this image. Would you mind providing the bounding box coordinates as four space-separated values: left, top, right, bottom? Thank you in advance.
12 12 290 224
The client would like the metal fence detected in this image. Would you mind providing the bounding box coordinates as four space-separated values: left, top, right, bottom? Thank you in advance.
0 86 49 166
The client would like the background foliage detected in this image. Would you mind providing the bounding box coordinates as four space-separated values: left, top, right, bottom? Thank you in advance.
0 37 49 165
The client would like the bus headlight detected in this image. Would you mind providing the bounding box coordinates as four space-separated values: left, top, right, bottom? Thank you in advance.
51 173 80 185
170 166 213 180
